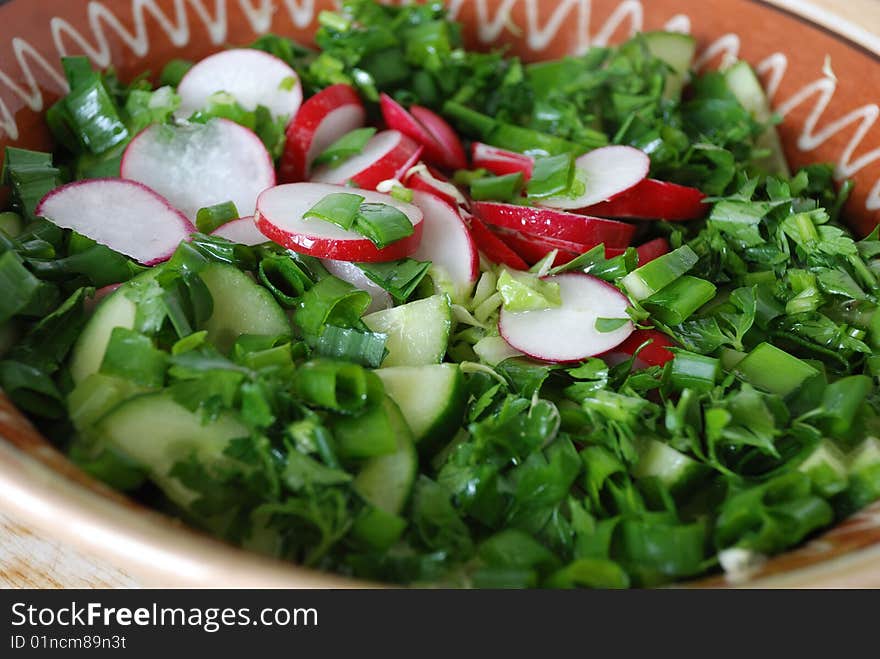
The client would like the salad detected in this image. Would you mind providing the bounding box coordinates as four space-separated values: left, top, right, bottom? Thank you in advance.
1 0 879 588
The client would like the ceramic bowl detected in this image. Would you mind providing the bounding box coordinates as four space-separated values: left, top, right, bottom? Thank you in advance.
1 0 879 588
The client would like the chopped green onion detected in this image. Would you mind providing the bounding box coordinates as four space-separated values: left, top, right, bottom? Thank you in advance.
667 350 720 392
527 154 575 199
644 275 716 325
735 342 819 396
318 10 351 32
195 201 240 234
294 359 368 413
159 58 193 87
0 360 65 419
1 148 60 221
595 317 629 333
0 252 45 324
470 173 524 201
313 325 387 368
390 185 414 203
356 259 432 303
312 127 376 168
621 245 698 301
355 203 414 249
59 57 129 154
303 192 365 230
821 375 871 438
294 276 371 338
258 254 313 306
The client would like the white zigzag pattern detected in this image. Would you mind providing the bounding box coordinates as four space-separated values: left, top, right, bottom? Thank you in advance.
0 0 877 211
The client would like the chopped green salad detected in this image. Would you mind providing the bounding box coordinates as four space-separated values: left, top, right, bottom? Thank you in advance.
1 0 879 588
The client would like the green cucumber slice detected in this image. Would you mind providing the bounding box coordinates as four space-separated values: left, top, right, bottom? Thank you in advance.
95 392 249 507
363 294 451 367
723 61 791 177
375 363 465 450
643 31 696 100
353 398 418 515
198 263 291 353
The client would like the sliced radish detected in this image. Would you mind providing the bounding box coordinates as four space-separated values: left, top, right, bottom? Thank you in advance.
471 142 534 180
280 84 365 183
86 283 123 312
490 226 583 267
255 182 423 262
409 105 467 171
177 48 302 122
473 201 636 248
607 329 676 367
581 178 707 221
36 179 194 265
404 164 468 209
540 145 649 211
499 273 634 363
310 130 422 191
635 237 670 265
210 216 267 246
410 190 479 301
322 259 393 314
464 213 528 270
121 118 275 221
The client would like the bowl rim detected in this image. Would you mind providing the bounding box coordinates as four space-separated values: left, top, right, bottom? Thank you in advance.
2 0 880 589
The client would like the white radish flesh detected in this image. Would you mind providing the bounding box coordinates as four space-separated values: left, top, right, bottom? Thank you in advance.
310 130 422 191
255 182 423 262
121 118 275 221
210 216 267 246
322 259 393 313
540 145 650 211
177 48 302 122
499 273 634 363
410 190 478 302
36 179 194 265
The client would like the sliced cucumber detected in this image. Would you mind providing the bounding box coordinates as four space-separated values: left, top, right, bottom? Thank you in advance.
632 438 707 494
723 61 791 177
798 440 848 497
353 398 418 515
67 372 146 431
375 363 465 451
198 263 291 353
363 294 452 367
643 31 696 100
95 392 249 507
69 270 157 384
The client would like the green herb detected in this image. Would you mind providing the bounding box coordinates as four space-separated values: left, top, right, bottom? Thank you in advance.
196 201 240 234
312 127 377 168
303 193 365 230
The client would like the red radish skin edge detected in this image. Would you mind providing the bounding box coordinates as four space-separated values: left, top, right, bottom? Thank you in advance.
582 179 708 221
410 190 479 291
280 84 365 183
409 105 468 171
471 142 534 180
256 212 424 262
311 130 423 191
610 329 677 367
35 178 195 266
473 201 636 249
498 273 634 363
380 94 438 152
405 165 468 209
490 225 583 267
465 214 529 270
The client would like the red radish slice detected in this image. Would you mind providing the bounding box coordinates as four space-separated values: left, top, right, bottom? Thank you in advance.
581 178 707 221
404 164 468 209
36 179 194 265
635 237 670 265
540 145 649 211
310 130 422 191
410 190 478 301
177 49 302 122
255 182 423 262
609 329 676 367
499 273 634 363
86 283 123 312
490 226 583 267
210 216 267 246
471 142 534 181
473 201 636 248
380 95 435 148
323 259 393 314
280 84 365 183
464 213 528 270
121 118 275 221
410 105 467 171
